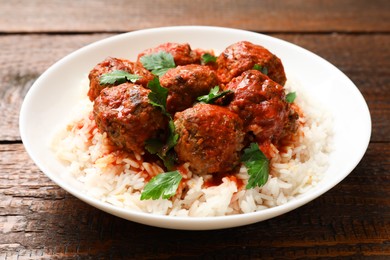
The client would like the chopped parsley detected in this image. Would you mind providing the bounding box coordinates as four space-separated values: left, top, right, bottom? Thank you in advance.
165 120 179 154
145 78 179 170
144 138 163 155
140 170 182 200
241 143 269 189
139 51 176 77
286 92 297 103
197 86 232 104
99 70 142 85
145 138 176 171
253 64 268 75
201 53 217 64
145 120 179 170
147 78 169 116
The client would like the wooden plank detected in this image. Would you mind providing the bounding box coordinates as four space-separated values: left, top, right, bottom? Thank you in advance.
0 34 110 141
0 142 389 258
0 0 389 33
1 33 388 141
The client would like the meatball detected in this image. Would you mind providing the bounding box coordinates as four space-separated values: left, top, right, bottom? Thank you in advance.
88 57 154 101
93 83 167 154
174 103 245 175
216 41 287 86
159 64 218 114
225 70 293 143
137 42 202 66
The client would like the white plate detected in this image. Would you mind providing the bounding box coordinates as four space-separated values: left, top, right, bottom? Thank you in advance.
19 26 371 230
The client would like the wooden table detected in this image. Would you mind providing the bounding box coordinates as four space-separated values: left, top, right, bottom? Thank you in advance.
1 0 389 258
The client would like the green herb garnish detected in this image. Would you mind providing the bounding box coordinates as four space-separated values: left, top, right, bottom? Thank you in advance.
165 120 179 154
145 138 176 170
147 77 169 116
201 53 217 64
253 64 268 75
285 92 296 103
145 78 179 170
145 138 164 155
241 142 269 189
197 86 232 104
140 171 182 200
140 51 176 77
99 70 142 85
145 120 179 170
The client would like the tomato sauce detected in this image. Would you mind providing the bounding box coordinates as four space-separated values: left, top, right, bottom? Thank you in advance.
203 169 244 190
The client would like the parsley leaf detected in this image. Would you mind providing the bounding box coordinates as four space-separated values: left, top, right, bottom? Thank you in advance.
285 92 297 103
253 64 268 75
197 86 232 104
145 138 177 170
164 120 179 155
99 70 142 85
147 78 169 116
140 170 182 200
201 53 217 64
241 143 269 189
160 151 177 172
145 120 179 171
145 138 164 155
139 51 176 77
145 79 179 170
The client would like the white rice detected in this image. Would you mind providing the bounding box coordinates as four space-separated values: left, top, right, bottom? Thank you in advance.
51 80 333 217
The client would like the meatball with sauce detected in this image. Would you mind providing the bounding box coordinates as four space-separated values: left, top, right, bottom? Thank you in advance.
225 70 296 144
217 41 287 86
159 64 218 114
174 103 245 175
137 42 203 66
88 57 154 101
93 83 167 155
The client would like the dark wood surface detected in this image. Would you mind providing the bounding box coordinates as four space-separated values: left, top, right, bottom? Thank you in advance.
1 0 389 258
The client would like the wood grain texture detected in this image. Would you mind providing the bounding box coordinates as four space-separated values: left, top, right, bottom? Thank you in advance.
0 143 389 258
0 34 110 141
1 33 388 141
0 0 389 33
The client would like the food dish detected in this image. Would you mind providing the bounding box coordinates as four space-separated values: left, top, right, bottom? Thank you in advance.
51 40 331 217
19 26 371 230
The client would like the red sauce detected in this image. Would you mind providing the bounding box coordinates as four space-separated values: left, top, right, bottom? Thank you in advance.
143 171 152 183
203 168 244 190
176 164 190 177
228 175 245 190
258 141 275 159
